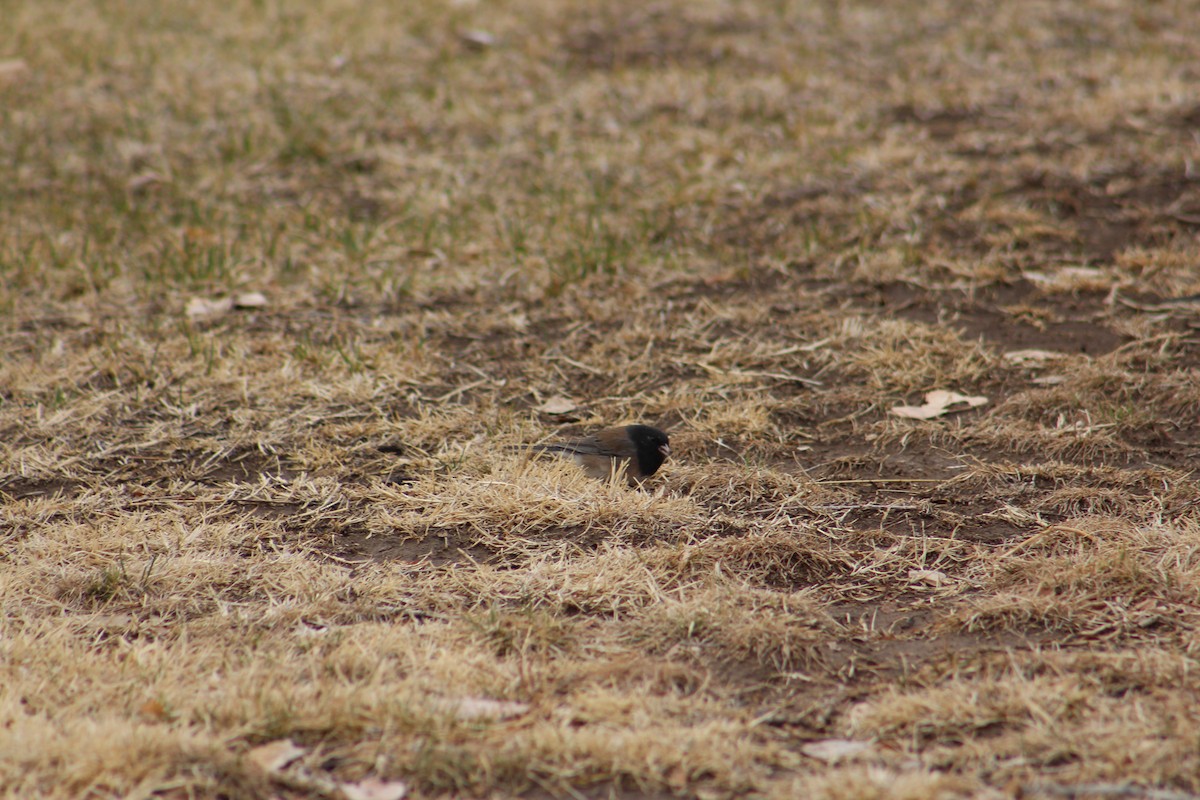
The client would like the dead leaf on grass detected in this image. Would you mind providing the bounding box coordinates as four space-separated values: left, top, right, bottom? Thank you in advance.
246 739 305 773
341 777 408 800
458 29 497 49
1003 349 1064 366
800 739 873 763
1023 266 1113 292
536 395 578 415
137 699 170 721
890 390 988 420
908 569 949 587
234 291 268 309
185 296 234 318
185 292 267 318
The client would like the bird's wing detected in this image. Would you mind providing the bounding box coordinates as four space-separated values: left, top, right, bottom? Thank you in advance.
533 434 634 459
586 429 639 458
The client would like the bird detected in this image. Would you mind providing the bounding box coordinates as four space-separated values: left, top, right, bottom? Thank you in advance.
526 424 671 485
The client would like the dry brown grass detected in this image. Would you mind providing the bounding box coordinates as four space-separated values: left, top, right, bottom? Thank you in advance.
5 0 1200 797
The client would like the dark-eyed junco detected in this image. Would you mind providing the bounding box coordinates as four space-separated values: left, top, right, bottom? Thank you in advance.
528 424 671 485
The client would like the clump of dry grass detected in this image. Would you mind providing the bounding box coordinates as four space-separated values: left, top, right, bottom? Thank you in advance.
843 646 1200 793
957 516 1200 639
836 319 997 396
625 583 833 671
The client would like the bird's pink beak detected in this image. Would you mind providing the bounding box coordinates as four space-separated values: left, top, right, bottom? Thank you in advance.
659 444 671 457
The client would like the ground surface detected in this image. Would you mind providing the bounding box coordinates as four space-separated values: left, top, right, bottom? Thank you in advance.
4 1 1200 798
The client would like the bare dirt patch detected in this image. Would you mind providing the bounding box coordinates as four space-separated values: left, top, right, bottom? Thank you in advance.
331 527 498 567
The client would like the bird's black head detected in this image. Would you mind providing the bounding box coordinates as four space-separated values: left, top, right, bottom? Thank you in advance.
627 425 670 476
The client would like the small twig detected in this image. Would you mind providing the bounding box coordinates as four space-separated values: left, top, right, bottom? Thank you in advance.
1114 292 1200 313
689 361 823 387
542 352 606 375
313 550 368 566
808 503 926 512
54 437 174 470
462 362 499 381
434 377 491 403
817 478 948 485
765 337 832 356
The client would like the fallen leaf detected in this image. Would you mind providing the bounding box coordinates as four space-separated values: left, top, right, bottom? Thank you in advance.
1022 267 1111 291
536 395 577 415
429 696 530 720
1031 375 1067 386
234 291 268 309
891 390 988 420
800 739 872 763
1003 349 1063 366
247 739 305 773
458 29 496 49
341 777 408 800
908 569 948 587
137 699 169 721
185 296 233 318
